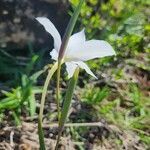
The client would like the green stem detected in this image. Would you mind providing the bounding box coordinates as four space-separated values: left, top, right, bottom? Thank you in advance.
38 62 58 150
38 117 46 150
55 67 79 150
56 60 62 121
39 62 58 120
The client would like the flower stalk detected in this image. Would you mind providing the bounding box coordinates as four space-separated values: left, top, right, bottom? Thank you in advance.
39 62 58 120
38 62 58 150
56 60 62 120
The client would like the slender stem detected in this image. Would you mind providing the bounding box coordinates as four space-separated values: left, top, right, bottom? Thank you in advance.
56 60 62 121
39 62 58 120
38 62 58 150
43 122 105 128
38 117 46 150
55 126 63 150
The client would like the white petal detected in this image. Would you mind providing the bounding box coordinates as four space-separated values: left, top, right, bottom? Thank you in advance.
69 29 86 46
65 62 78 79
65 29 86 57
66 40 116 61
75 61 97 79
50 49 58 60
36 17 61 51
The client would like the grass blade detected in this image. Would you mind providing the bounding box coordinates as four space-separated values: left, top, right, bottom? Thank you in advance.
29 93 36 117
55 67 79 150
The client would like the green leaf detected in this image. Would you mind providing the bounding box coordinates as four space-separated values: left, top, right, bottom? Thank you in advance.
0 98 20 110
26 55 39 76
12 111 21 126
55 68 79 149
29 93 36 117
59 68 79 126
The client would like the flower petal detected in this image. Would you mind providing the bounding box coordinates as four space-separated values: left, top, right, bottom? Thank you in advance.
65 29 86 57
66 40 116 61
65 62 78 79
50 49 58 60
36 17 61 51
69 29 86 46
75 61 97 79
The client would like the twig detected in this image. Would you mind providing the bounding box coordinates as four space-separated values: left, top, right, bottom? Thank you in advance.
0 122 105 131
43 122 105 128
10 130 14 147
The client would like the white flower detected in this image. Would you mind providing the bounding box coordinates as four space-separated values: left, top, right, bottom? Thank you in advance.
36 17 116 79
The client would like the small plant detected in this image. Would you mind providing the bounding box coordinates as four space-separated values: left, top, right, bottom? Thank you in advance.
81 85 110 105
0 68 45 125
36 0 116 149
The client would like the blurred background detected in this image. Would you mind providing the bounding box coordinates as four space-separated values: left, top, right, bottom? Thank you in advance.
0 0 149 87
0 0 69 87
0 0 150 149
